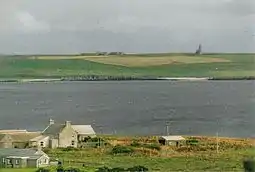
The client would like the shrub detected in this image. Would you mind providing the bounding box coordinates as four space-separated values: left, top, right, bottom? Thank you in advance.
42 148 51 154
64 167 82 172
36 168 50 172
111 145 134 154
130 141 141 147
96 166 110 172
127 165 149 172
57 166 65 172
143 144 161 151
82 137 110 147
186 139 199 146
61 146 79 152
110 167 126 172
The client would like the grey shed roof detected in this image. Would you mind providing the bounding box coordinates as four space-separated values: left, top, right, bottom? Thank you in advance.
0 148 44 159
43 124 65 136
160 136 185 141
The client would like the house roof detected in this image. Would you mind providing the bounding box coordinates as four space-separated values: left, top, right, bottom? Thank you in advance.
30 135 49 142
42 124 65 136
72 125 96 135
0 132 41 143
0 134 6 141
8 132 41 142
160 136 185 141
0 130 28 134
0 148 45 159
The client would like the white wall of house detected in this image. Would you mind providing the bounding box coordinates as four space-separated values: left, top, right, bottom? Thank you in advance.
58 122 78 148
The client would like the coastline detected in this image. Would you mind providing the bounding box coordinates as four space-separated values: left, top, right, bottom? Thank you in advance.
0 76 254 83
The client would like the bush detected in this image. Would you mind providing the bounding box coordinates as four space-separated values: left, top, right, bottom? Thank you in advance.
42 148 51 154
110 167 126 172
96 166 110 172
111 145 134 154
64 167 82 172
61 146 79 152
57 166 65 172
96 166 149 172
126 165 149 172
130 141 141 147
82 137 110 147
143 144 161 151
36 168 50 172
186 139 199 146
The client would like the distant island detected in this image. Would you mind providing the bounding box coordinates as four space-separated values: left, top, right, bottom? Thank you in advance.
0 53 254 81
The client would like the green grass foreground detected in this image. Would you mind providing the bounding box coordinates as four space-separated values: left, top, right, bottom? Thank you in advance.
0 53 254 79
1 150 254 172
1 136 254 172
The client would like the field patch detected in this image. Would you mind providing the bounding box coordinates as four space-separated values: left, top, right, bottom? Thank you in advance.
30 55 230 67
84 56 230 67
30 56 99 60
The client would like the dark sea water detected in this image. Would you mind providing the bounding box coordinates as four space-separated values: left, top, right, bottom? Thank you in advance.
0 81 254 138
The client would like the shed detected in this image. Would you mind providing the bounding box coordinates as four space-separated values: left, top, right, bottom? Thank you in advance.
158 136 186 146
0 132 41 149
72 125 96 141
0 148 49 168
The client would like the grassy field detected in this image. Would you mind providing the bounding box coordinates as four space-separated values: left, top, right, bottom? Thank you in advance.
0 53 254 78
2 136 254 172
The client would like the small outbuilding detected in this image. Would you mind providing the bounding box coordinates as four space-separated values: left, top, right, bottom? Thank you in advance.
0 148 49 168
158 136 186 147
72 125 96 141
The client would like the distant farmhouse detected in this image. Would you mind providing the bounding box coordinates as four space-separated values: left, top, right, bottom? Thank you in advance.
96 52 125 56
107 52 125 56
0 119 96 149
41 119 96 148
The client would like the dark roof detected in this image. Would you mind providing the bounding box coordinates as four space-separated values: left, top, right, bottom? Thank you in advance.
0 148 44 159
43 124 65 136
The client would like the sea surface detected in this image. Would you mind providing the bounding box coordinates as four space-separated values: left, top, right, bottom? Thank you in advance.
0 81 254 138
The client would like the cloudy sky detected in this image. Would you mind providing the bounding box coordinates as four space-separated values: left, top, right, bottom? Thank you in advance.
0 0 254 54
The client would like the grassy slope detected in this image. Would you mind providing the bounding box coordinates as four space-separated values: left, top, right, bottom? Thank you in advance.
0 136 254 172
0 149 254 172
0 54 254 78
44 149 254 172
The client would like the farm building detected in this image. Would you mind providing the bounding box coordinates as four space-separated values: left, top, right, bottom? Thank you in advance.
72 125 96 141
42 120 78 148
0 131 41 149
0 148 49 168
42 119 96 148
158 136 186 147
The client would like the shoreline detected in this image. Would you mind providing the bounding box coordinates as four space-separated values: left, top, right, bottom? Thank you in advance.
0 76 254 83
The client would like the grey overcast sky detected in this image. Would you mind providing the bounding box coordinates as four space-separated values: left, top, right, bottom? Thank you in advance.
0 0 254 54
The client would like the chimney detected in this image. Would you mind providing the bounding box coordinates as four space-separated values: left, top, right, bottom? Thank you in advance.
49 119 54 125
65 121 71 127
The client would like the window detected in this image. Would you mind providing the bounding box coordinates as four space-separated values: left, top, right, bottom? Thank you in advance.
6 159 11 165
71 140 75 146
40 141 44 147
44 158 48 164
15 160 19 165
